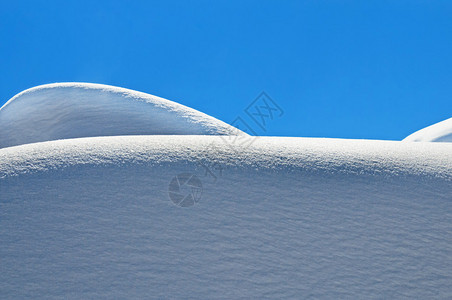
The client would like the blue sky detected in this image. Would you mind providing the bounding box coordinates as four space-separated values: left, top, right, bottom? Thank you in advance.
1 0 451 140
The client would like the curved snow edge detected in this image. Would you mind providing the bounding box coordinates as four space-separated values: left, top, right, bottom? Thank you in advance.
0 83 246 149
1 136 451 181
403 117 452 142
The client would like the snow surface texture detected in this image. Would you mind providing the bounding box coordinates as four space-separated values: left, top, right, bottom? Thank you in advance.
0 83 244 149
1 136 452 299
1 83 452 298
404 117 452 142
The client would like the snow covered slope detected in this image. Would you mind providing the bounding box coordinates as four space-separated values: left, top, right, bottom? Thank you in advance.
0 83 244 149
1 136 451 299
1 83 451 298
403 117 452 142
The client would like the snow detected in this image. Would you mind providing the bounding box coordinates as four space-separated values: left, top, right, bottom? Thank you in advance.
0 83 244 149
1 136 451 298
1 84 451 298
403 117 452 142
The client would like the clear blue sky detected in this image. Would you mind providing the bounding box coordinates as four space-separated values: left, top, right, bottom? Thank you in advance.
1 0 451 140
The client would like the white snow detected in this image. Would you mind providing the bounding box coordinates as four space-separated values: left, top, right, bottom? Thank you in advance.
403 117 452 142
0 83 244 149
1 84 451 298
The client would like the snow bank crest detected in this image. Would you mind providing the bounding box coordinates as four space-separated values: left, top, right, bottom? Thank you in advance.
0 83 245 149
403 117 452 142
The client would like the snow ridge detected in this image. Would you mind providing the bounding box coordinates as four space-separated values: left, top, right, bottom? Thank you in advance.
0 83 244 149
403 117 452 142
1 136 452 298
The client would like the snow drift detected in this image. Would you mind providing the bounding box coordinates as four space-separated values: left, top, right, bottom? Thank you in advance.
0 83 244 149
1 83 451 298
403 117 452 142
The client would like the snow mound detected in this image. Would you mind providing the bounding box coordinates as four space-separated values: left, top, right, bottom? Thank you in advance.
403 117 452 142
0 83 244 149
1 136 451 298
